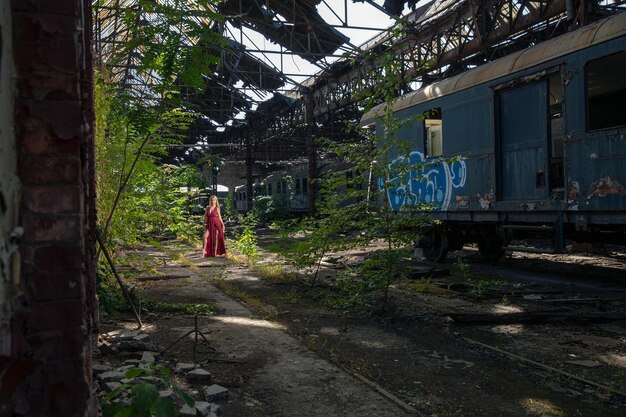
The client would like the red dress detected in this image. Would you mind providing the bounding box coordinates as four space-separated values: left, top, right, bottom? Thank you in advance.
203 206 226 257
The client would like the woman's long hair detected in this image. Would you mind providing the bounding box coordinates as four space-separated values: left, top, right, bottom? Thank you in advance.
209 195 220 208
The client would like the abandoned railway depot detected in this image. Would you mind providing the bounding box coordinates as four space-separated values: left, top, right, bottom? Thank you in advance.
1 1 626 416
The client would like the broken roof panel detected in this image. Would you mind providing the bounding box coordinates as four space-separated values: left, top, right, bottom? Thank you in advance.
220 0 350 62
218 39 286 90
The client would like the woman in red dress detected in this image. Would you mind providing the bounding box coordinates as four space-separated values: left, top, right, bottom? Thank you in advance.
203 195 226 257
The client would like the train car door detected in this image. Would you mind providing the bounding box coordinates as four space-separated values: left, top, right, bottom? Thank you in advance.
497 80 549 201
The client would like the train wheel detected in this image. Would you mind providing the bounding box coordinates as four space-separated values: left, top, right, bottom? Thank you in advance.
423 229 449 263
477 238 504 262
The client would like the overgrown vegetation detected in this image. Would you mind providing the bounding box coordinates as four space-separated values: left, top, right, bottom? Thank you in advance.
102 362 194 417
94 1 228 311
229 213 260 264
471 279 507 298
272 20 441 308
140 300 218 316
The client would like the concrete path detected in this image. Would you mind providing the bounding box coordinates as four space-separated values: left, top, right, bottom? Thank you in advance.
156 246 416 417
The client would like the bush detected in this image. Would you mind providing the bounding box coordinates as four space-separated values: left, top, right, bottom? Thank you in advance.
231 212 259 264
252 195 276 224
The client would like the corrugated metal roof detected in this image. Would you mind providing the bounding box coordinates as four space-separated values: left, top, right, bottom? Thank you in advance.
362 11 626 124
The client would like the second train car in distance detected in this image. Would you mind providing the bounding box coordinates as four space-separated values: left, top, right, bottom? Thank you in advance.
361 11 626 262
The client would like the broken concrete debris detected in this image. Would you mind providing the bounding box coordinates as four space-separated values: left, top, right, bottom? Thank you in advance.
204 384 229 402
180 402 221 417
141 351 156 363
98 371 126 383
196 401 222 417
133 333 151 342
95 327 226 415
117 340 164 353
180 404 196 416
175 362 198 373
98 329 161 354
159 389 175 400
104 382 122 393
115 364 136 372
186 368 213 383
92 364 113 375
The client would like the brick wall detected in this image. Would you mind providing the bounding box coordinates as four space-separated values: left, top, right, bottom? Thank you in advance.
1 0 19 358
0 0 96 415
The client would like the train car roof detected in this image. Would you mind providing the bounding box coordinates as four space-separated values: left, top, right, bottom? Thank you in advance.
234 183 263 190
361 11 626 124
264 173 289 182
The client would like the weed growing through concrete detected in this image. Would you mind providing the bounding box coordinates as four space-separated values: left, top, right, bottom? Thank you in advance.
251 263 295 284
471 279 507 297
174 253 198 269
451 256 471 279
140 300 219 316
102 362 194 417
212 280 267 315
396 278 456 296
230 213 260 264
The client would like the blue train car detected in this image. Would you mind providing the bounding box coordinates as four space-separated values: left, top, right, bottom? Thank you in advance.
234 166 311 214
287 166 310 212
362 12 626 262
263 173 292 211
234 182 265 212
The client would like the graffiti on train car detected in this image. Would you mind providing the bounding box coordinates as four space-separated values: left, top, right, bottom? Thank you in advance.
379 151 467 211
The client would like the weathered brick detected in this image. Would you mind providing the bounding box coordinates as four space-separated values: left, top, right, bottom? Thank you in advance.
17 100 83 140
13 12 77 41
27 357 90 416
25 270 84 301
23 185 81 213
11 0 79 16
22 213 81 242
29 327 87 360
8 1 95 416
13 38 79 74
31 244 84 271
28 300 84 332
18 126 81 155
18 156 81 184
17 73 80 100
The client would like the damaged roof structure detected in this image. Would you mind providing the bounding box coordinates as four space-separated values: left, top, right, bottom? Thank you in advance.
94 0 626 165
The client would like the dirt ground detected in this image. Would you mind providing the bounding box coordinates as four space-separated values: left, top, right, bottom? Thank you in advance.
96 236 626 417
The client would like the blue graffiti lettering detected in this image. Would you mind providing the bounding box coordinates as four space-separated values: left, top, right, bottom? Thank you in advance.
380 151 466 211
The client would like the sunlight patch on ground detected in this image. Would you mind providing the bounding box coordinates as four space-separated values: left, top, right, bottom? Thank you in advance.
491 304 525 314
490 324 524 335
519 398 564 417
118 322 155 331
212 315 285 330
319 327 341 336
598 352 626 368
360 340 391 349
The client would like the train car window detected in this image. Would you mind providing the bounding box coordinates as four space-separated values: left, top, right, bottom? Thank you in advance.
282 180 287 194
268 183 272 195
302 178 308 195
586 52 626 130
295 179 301 194
424 107 443 157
